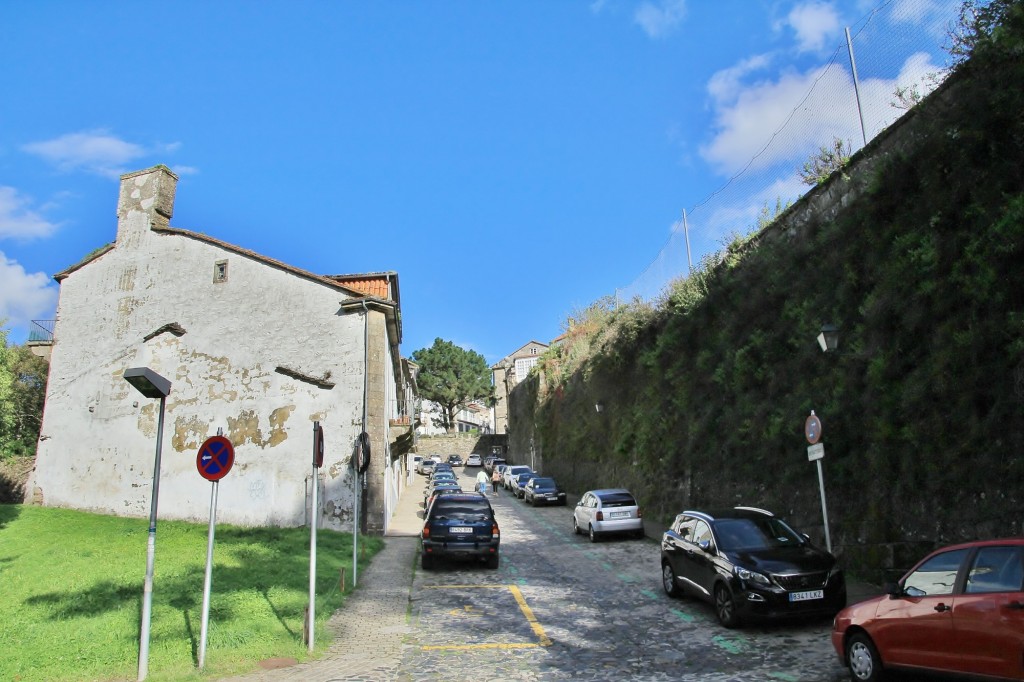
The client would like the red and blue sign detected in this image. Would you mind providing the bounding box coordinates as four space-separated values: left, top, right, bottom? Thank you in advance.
197 436 235 481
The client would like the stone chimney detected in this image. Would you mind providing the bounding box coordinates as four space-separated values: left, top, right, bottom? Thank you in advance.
116 165 178 246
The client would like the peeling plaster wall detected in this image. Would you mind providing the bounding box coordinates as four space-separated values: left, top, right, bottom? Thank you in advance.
28 168 367 530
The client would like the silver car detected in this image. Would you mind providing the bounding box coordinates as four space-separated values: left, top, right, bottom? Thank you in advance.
573 489 644 542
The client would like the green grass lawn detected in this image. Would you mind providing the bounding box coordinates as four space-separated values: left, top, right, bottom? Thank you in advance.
0 504 383 682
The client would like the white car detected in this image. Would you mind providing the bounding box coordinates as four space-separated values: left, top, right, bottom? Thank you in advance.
416 458 435 475
573 489 644 542
502 465 532 490
465 453 483 467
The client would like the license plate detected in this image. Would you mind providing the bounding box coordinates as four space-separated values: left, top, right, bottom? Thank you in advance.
789 589 824 602
450 527 472 534
609 511 630 519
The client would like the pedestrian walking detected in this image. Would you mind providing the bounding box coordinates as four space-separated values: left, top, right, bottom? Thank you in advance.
491 468 501 495
476 468 489 495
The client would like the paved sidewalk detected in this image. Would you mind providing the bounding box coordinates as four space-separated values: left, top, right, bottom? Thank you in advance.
220 474 426 682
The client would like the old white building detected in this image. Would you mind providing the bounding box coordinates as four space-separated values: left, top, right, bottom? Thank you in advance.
27 166 414 533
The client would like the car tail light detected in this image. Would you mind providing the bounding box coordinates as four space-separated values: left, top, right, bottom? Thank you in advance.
422 525 430 538
596 511 604 521
492 523 500 538
637 507 643 518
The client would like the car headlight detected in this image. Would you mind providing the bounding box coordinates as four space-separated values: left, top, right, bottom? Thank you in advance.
735 567 771 586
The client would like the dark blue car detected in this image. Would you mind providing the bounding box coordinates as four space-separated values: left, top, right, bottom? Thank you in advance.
420 492 500 570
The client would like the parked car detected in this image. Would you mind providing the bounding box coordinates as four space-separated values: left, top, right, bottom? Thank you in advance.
429 454 444 464
420 492 500 570
432 462 454 474
447 454 463 466
661 507 846 628
503 465 533 490
428 471 457 485
416 458 435 475
511 472 537 498
411 455 422 471
523 477 567 506
465 453 483 467
484 457 506 474
424 481 461 508
831 537 1024 682
574 489 644 542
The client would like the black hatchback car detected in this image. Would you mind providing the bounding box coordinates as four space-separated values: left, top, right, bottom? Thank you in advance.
660 507 846 628
522 477 567 506
421 492 500 570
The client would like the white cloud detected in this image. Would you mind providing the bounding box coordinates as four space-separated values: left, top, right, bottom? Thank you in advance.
23 130 150 178
0 251 58 329
787 1 842 53
857 51 945 137
0 186 60 240
706 54 774 104
701 60 861 177
634 0 687 39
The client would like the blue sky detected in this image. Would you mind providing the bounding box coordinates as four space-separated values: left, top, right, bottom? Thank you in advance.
0 0 956 364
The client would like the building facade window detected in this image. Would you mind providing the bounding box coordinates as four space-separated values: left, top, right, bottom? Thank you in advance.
214 259 229 283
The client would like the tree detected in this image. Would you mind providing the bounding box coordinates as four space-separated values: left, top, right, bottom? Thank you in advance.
946 0 1024 68
0 324 49 458
411 338 492 433
798 137 852 186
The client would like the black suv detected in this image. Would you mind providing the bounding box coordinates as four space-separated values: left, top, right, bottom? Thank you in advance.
421 492 500 570
660 507 846 627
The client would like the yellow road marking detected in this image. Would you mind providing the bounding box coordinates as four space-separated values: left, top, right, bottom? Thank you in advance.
509 584 553 647
418 584 552 649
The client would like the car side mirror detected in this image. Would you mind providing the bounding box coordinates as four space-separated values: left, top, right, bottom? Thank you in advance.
698 539 712 552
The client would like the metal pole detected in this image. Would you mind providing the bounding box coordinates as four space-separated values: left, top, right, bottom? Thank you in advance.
682 209 693 274
309 461 318 652
198 480 218 669
138 394 166 681
815 459 833 554
846 27 868 147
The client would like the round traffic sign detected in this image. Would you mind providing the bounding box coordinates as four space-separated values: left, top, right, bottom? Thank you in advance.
197 435 235 481
805 412 823 444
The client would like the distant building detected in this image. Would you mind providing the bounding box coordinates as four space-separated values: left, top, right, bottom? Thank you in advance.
490 340 548 434
416 399 491 435
26 165 415 534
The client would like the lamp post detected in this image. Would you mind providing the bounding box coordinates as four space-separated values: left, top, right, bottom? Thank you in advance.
817 324 840 353
123 367 171 682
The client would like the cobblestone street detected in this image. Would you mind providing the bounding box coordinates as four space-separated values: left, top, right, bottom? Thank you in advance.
222 467 891 682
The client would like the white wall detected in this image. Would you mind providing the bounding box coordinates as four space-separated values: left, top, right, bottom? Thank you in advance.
28 169 367 530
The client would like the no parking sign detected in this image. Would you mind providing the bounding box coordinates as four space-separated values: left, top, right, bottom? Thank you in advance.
197 436 234 481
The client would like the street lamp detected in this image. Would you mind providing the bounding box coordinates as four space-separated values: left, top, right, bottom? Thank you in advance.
817 324 840 353
123 367 171 681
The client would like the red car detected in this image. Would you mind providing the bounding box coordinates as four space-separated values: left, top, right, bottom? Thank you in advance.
832 538 1024 681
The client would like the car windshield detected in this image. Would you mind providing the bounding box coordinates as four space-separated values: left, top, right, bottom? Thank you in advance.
531 478 555 488
598 492 636 508
431 502 492 522
713 517 805 551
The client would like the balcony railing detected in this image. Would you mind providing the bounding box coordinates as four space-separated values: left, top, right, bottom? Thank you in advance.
28 320 55 344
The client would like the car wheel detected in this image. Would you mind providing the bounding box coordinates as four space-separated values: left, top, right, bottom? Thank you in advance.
530 497 537 507
714 584 739 628
846 633 883 681
661 561 682 598
588 525 598 543
573 516 581 535
486 554 499 570
421 554 434 571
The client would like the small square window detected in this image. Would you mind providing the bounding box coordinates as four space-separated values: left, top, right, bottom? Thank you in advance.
214 260 228 283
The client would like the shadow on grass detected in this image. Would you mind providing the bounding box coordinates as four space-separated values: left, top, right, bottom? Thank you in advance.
0 503 22 529
19 522 379 656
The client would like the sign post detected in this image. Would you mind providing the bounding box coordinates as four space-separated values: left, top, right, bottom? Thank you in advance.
308 422 324 652
805 411 832 553
196 433 234 669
